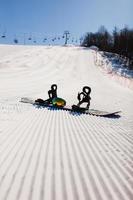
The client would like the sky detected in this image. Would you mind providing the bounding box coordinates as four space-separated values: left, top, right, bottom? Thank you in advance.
0 0 133 45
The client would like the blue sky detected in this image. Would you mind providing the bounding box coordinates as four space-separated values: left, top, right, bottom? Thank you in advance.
0 0 132 45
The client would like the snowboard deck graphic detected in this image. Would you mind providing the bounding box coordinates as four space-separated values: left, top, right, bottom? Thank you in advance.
20 97 121 117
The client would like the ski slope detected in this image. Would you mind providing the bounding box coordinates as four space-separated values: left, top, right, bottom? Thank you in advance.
0 45 133 200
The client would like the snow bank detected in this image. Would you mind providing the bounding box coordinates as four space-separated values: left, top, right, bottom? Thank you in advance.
94 51 133 89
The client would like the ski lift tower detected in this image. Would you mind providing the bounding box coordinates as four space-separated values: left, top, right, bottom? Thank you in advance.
63 31 70 45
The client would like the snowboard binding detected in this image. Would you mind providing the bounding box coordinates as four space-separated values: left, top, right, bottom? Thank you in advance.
72 86 91 112
35 84 66 107
48 84 57 99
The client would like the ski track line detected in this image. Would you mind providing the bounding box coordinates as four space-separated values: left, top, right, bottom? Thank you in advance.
79 115 133 199
68 114 119 200
57 111 68 200
61 111 81 200
0 106 32 147
38 110 56 200
0 107 34 156
82 116 133 178
91 117 133 157
0 110 38 178
109 121 133 145
90 117 133 171
13 109 52 200
65 113 103 200
27 111 52 200
70 113 125 200
71 114 130 198
0 109 49 200
0 105 37 157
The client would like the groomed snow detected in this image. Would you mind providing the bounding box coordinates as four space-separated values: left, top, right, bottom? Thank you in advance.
0 45 133 200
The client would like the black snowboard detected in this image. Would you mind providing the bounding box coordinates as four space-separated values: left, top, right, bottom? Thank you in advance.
20 98 121 117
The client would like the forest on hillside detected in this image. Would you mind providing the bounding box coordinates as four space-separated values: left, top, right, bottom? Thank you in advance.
82 26 133 69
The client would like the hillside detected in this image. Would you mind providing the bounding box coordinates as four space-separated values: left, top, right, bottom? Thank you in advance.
0 45 133 200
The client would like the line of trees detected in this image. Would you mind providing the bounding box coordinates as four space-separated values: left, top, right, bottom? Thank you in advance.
81 26 133 69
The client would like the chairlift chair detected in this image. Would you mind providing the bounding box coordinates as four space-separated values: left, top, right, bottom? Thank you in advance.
14 38 18 44
1 30 6 38
1 34 6 38
43 38 47 42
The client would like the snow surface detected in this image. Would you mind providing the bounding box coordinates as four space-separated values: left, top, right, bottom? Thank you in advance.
0 44 133 200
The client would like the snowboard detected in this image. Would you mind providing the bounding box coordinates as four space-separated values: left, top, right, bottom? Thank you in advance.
20 98 121 117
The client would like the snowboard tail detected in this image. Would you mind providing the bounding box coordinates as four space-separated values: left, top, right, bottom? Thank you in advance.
71 105 121 116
